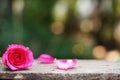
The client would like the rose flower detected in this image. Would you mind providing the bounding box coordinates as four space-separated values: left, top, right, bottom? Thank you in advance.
2 44 34 70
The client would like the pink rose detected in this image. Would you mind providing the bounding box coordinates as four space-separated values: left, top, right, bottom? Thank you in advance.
2 44 34 70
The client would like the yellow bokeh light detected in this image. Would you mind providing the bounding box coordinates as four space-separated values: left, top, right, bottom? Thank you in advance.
72 44 84 55
114 22 120 44
105 50 119 61
51 21 64 35
79 19 94 33
93 45 106 59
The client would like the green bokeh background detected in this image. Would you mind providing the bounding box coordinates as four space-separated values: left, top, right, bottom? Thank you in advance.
0 0 119 59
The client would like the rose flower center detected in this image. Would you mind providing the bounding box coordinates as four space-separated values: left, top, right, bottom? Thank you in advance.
8 48 26 66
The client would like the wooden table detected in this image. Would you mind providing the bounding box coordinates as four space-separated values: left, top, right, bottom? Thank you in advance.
0 60 120 80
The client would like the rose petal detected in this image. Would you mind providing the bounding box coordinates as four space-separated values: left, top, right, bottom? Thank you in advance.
56 59 77 70
7 60 18 70
38 54 55 64
2 53 7 66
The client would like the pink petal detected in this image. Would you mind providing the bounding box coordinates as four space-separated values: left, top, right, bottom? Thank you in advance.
38 54 55 64
56 59 77 70
7 61 18 70
2 53 7 66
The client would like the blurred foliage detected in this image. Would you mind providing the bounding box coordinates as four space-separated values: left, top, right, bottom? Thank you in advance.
1 0 120 61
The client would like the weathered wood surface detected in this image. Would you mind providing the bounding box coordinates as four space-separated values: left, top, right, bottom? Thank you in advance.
0 60 120 80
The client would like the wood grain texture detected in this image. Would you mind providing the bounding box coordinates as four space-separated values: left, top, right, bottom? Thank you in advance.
0 60 120 80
